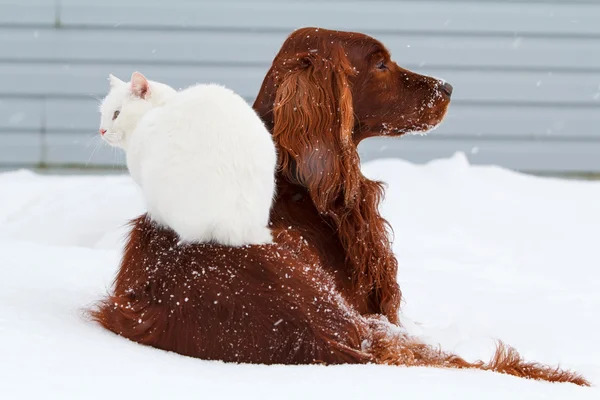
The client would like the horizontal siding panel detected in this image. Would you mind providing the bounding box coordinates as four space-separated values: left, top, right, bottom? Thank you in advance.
440 104 600 138
0 64 262 99
58 1 600 36
44 132 125 166
1 63 599 106
0 132 42 165
0 28 278 66
0 98 43 130
0 1 56 25
45 98 99 132
3 28 600 70
358 137 600 172
42 98 600 140
424 69 600 105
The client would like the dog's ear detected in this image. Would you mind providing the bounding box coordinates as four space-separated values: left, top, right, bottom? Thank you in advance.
270 46 360 211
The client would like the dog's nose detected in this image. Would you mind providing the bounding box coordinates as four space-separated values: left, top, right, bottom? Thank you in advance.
440 82 453 98
99 129 106 135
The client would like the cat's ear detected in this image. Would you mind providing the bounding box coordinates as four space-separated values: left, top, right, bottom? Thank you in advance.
108 74 124 88
131 71 150 99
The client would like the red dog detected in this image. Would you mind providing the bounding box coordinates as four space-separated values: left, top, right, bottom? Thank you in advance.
93 28 588 385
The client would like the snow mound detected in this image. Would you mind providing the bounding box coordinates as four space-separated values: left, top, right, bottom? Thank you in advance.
1 155 599 399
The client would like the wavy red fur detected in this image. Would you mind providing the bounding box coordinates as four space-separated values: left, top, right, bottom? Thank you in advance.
92 27 589 386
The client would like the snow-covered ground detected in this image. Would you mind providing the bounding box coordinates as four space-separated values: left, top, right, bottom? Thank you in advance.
1 153 598 399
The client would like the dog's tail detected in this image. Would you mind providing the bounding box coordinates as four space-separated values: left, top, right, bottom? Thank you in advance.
364 316 590 386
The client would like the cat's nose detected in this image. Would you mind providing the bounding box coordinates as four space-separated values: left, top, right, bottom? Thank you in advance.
99 129 107 135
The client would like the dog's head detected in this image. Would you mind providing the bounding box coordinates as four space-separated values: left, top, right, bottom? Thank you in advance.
254 27 452 210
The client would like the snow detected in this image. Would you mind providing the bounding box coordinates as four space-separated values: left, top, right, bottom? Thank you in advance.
1 152 599 399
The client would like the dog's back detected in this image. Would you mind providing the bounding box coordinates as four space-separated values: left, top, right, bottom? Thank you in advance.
92 215 370 364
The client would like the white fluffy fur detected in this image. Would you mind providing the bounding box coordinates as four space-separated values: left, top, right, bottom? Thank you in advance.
99 72 277 246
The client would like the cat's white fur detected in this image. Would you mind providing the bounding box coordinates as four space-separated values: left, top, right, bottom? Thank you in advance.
99 72 277 247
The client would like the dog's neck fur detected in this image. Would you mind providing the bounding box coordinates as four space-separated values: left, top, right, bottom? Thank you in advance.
270 153 401 323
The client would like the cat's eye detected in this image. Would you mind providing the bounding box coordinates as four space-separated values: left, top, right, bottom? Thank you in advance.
112 110 120 120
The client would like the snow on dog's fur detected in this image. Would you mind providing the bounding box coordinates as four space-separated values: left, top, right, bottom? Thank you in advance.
99 72 277 246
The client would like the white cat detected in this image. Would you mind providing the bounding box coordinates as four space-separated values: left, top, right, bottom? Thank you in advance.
99 72 277 247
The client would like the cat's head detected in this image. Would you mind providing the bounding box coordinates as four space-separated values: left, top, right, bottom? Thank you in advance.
99 71 174 148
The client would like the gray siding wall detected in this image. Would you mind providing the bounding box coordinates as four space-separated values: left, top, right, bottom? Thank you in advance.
1 0 599 172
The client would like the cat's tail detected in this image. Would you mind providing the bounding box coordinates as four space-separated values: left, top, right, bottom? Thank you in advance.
363 316 590 386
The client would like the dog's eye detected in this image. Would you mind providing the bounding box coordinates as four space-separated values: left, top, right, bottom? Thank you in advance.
376 61 389 71
112 110 120 120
